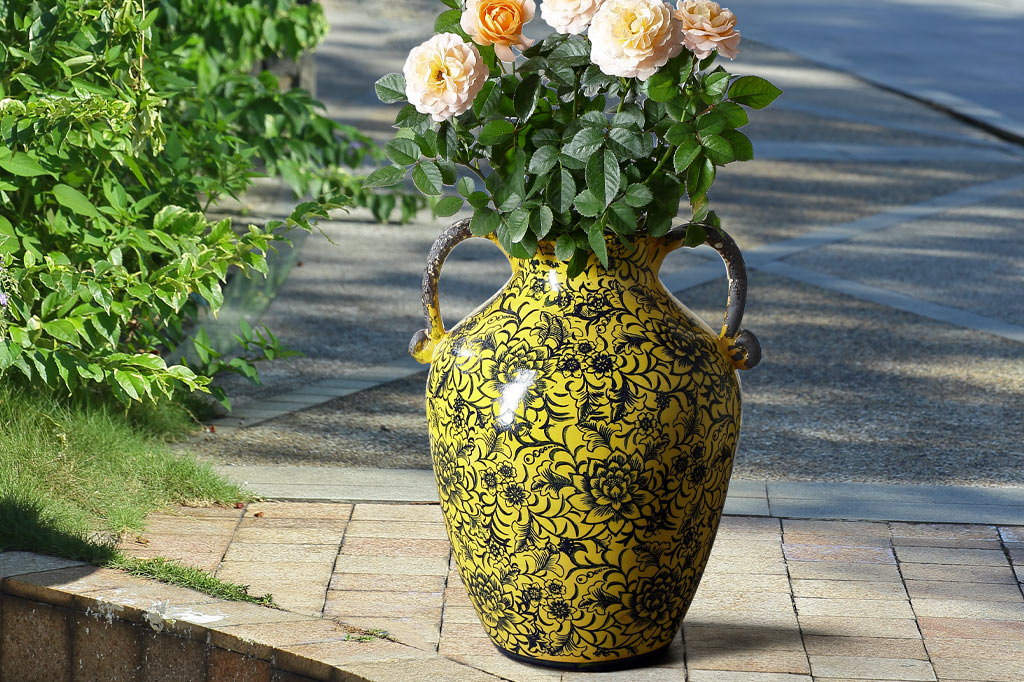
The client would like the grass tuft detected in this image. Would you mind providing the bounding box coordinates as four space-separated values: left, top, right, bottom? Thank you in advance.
110 556 276 607
0 384 272 605
0 383 246 552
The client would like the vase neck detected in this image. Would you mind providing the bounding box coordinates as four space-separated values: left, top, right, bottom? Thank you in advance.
510 237 671 284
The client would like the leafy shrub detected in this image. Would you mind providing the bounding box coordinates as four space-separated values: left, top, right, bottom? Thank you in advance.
0 0 409 406
150 0 425 221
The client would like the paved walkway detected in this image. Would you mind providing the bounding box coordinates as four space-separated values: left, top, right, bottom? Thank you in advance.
725 0 1024 141
185 0 1024 488
105 500 1024 682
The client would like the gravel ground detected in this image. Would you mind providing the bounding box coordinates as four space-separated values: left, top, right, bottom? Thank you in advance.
685 274 1024 486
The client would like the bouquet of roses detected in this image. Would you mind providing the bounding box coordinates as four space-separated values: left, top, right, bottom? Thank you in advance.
370 0 780 277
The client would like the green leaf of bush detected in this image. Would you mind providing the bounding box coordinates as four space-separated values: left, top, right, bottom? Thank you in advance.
504 209 531 242
696 111 726 137
434 9 464 35
686 155 715 199
608 200 636 234
385 138 420 166
43 320 81 346
562 127 605 159
433 195 463 217
549 36 590 67
624 183 653 208
555 234 575 261
528 145 559 175
728 76 783 109
479 120 515 146
721 129 754 161
436 122 458 160
467 191 490 209
0 151 49 177
716 101 749 128
396 104 429 131
52 184 100 218
473 80 502 118
684 223 708 248
375 73 407 104
673 138 701 173
703 70 731 99
547 168 576 214
701 135 734 165
530 206 554 238
587 223 608 267
585 149 620 209
412 161 444 195
113 369 145 401
514 74 542 121
457 177 475 197
665 123 694 146
363 165 406 188
574 189 604 218
647 67 679 102
470 207 501 235
580 65 616 90
607 127 648 159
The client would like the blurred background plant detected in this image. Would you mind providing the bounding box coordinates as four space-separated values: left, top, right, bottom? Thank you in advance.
0 0 420 409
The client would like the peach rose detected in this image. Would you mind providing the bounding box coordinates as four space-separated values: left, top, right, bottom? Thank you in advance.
674 0 739 60
461 0 536 62
403 33 489 122
541 0 605 35
589 0 683 80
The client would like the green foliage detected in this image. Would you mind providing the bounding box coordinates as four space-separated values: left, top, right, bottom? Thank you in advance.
0 0 415 405
152 0 426 223
375 8 781 272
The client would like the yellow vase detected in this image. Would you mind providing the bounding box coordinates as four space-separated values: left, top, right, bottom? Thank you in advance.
410 220 760 671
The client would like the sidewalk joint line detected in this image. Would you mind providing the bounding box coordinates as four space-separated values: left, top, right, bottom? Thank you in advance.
750 140 1024 164
759 261 1024 344
207 355 425 429
773 100 1024 152
666 172 1024 341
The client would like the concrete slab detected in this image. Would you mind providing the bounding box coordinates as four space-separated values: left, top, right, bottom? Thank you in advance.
767 481 1024 506
0 553 87 579
729 479 769 498
752 141 1023 164
785 189 1024 326
769 499 1024 525
194 373 433 468
724 497 771 517
216 465 435 487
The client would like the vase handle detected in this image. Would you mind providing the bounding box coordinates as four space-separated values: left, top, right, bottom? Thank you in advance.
410 218 494 364
666 222 761 370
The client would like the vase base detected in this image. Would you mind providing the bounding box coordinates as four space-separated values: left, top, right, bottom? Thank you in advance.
492 641 672 671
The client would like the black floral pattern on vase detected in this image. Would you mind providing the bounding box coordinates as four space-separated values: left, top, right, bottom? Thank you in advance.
424 237 743 666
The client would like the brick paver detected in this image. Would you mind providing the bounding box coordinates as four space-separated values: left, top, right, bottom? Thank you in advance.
110 502 1024 681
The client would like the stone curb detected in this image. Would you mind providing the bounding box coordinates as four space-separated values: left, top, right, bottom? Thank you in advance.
0 553 499 682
